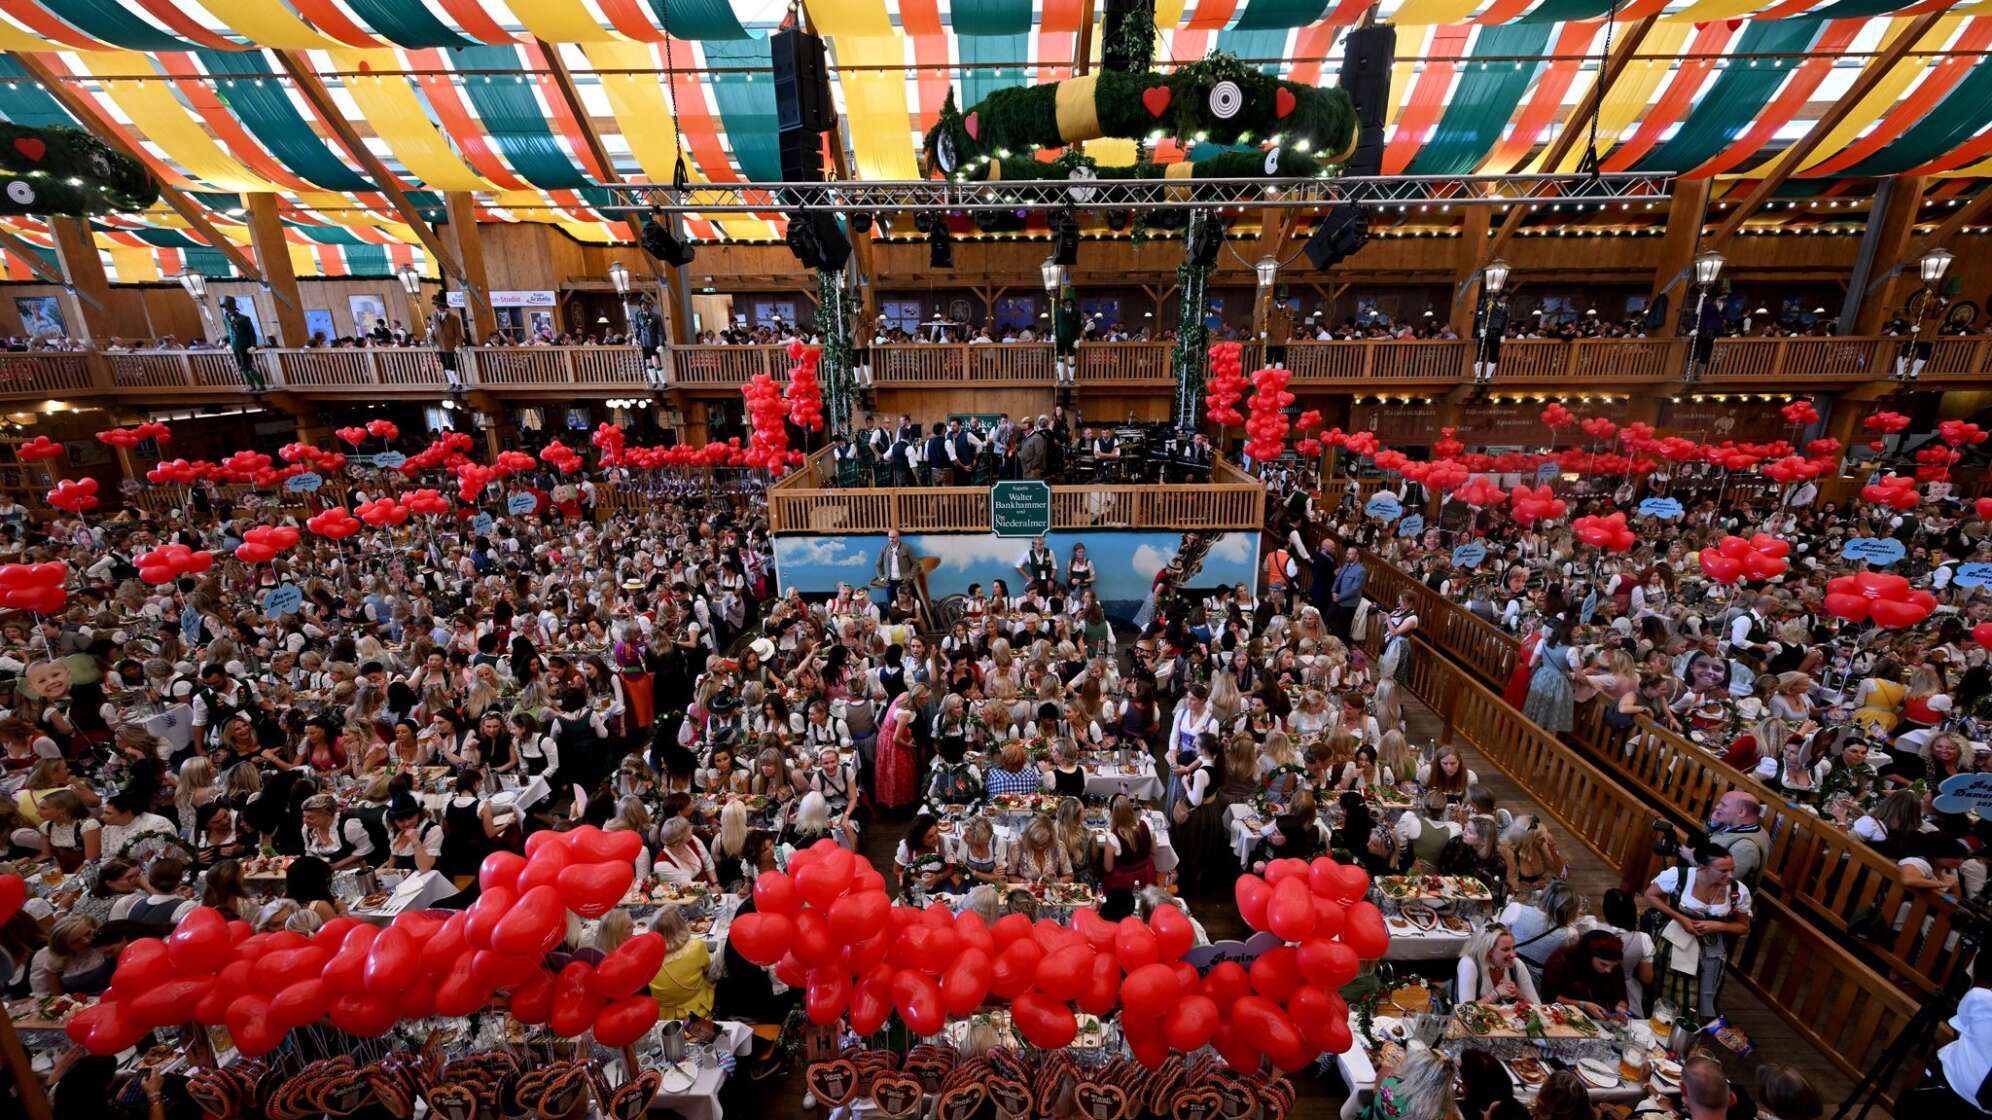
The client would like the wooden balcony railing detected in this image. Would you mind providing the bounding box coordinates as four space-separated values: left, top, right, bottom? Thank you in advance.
0 334 1987 401
1357 552 1967 998
766 448 1264 534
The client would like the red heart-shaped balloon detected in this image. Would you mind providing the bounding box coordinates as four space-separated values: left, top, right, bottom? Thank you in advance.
13 138 44 162
1275 88 1297 118
554 861 633 920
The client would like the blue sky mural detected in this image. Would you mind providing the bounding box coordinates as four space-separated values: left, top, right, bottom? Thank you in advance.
773 531 1261 622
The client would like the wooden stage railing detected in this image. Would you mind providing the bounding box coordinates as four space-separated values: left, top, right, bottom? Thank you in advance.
1374 627 1925 1094
1358 553 1966 997
766 447 1264 535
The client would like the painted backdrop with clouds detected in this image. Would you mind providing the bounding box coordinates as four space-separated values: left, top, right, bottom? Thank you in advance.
773 531 1260 622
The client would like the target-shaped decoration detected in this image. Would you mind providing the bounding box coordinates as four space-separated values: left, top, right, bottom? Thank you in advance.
936 131 959 173
1208 80 1244 120
5 180 33 206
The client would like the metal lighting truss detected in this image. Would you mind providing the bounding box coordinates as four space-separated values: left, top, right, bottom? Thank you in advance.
598 174 1675 214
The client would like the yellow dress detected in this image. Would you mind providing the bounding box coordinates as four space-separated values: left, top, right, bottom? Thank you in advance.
649 940 714 1021
1852 678 1906 735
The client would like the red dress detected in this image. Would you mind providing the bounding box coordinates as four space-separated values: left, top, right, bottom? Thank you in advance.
876 698 918 809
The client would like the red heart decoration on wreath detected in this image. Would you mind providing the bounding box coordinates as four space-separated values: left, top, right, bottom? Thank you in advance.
13 138 44 162
965 112 980 140
1275 88 1297 118
1142 86 1173 117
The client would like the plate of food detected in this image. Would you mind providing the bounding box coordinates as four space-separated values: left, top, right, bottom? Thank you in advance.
1651 1059 1683 1086
136 1045 181 1073
1399 904 1440 932
1456 1002 1504 1037
1440 914 1473 934
651 882 709 905
1367 787 1414 809
1042 882 1095 906
356 892 392 911
726 794 769 813
10 994 87 1028
1449 877 1494 901
1377 877 1417 900
688 916 714 935
1578 1059 1621 1089
1540 1004 1601 1037
1509 1058 1550 1087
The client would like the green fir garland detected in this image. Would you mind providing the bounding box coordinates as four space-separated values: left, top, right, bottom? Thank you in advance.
1171 209 1214 430
816 267 855 439
0 122 157 216
965 146 1326 186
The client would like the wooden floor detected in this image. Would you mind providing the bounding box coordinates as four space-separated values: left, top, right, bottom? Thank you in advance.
712 692 1874 1119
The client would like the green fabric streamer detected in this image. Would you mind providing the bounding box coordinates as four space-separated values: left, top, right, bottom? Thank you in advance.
1637 21 1819 173
0 59 81 130
453 46 591 190
182 248 236 278
1407 25 1552 175
1849 58 1992 174
955 0 1032 37
962 35 1034 112
1215 29 1289 75
702 40 784 183
202 50 372 191
342 245 392 276
648 0 751 40
38 0 192 49
97 227 206 248
340 0 470 47
1516 0 1618 21
1233 0 1331 31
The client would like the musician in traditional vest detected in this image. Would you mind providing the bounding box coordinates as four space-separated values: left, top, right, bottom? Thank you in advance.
1017 536 1060 594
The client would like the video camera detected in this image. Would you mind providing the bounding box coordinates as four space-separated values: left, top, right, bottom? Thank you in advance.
1652 818 1706 861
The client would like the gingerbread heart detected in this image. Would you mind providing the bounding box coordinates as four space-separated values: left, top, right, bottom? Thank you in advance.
1212 1075 1260 1120
1076 1081 1130 1120
1173 1087 1225 1120
936 1082 987 1120
425 1084 478 1120
807 1060 860 1109
1142 86 1173 117
988 1075 1032 1120
965 111 980 140
12 138 44 162
1275 88 1297 119
870 1074 924 1120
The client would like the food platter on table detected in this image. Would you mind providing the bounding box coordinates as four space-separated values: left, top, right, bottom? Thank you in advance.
355 891 393 912
8 994 90 1030
988 793 1059 815
1577 1058 1622 1089
1452 1001 1602 1039
1377 874 1493 902
623 879 711 907
1387 904 1440 933
1025 881 1099 908
1365 786 1415 810
242 856 296 878
1508 1057 1550 1087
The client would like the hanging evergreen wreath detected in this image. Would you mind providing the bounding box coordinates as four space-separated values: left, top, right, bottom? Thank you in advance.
921 54 1355 183
0 123 158 217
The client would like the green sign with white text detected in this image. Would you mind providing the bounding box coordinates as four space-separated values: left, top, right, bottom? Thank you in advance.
991 480 1052 538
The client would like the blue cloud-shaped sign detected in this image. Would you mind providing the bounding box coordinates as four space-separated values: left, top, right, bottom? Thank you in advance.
1933 773 1992 817
1365 492 1403 521
1841 537 1907 566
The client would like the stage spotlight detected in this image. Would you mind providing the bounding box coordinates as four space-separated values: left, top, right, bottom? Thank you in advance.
928 222 954 269
1105 210 1130 232
849 211 874 234
640 209 695 267
1189 215 1225 267
912 211 936 234
784 211 852 271
1053 210 1080 267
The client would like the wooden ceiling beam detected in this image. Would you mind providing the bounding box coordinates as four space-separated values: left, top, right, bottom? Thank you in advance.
530 38 670 298
7 52 275 299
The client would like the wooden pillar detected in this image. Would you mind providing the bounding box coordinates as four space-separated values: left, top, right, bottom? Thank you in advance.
1852 177 1928 336
244 193 310 346
1649 179 1713 334
1449 204 1492 337
45 217 118 342
444 193 496 343
1624 391 1663 428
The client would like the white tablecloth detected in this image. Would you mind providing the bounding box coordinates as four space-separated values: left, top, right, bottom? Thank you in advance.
1381 925 1473 961
647 1020 754 1120
943 809 1178 874
1080 760 1165 801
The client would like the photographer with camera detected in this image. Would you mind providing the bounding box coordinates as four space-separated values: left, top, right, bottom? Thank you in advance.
1912 947 1992 1118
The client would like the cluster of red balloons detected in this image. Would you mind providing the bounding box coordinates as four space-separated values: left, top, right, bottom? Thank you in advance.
16 436 60 461
307 508 363 540
1205 343 1247 428
1763 456 1830 485
456 463 498 504
785 342 825 433
335 427 369 447
356 498 412 528
1404 458 1469 495
1864 411 1911 436
741 373 792 478
1578 417 1617 444
1915 445 1962 483
1453 476 1505 509
0 563 66 613
1219 858 1389 1070
1780 400 1820 427
135 545 214 586
366 420 400 442
1698 534 1788 585
1572 512 1635 553
1243 368 1293 463
145 459 206 486
540 441 584 474
1506 483 1565 526
94 422 171 449
235 525 300 564
495 450 537 475
1539 403 1575 430
1860 473 1921 510
591 423 627 468
1825 571 1935 629
45 478 98 513
1941 419 1988 447
404 489 452 517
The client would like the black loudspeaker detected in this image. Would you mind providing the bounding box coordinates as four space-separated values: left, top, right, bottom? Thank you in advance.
928 224 953 269
772 28 835 133
640 211 695 267
784 212 852 272
1303 203 1369 270
1338 24 1395 177
1053 211 1080 266
1189 216 1224 268
779 127 824 184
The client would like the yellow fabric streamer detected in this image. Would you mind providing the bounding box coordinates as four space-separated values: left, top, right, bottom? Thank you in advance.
1767 15 1953 178
1055 74 1104 142
328 51 491 192
828 33 924 181
72 55 275 193
199 0 339 48
1385 26 1428 129
1666 0 1776 21
287 244 320 279
1393 0 1479 24
581 42 776 241
106 246 159 283
1088 139 1141 166
807 0 893 37
1540 28 1688 173
504 0 619 41
1155 0 1189 28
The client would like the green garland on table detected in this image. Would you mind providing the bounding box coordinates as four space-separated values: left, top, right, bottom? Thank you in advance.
921 56 1355 182
1170 209 1214 430
816 267 855 440
0 122 158 216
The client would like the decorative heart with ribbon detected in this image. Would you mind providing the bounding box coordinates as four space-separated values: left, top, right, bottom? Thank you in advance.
935 1083 986 1120
988 1075 1032 1120
1075 1081 1130 1120
1142 86 1173 118
806 1061 859 1109
12 138 44 162
964 112 980 140
869 1075 924 1120
1275 88 1297 118
1212 1074 1260 1120
1172 1088 1224 1120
